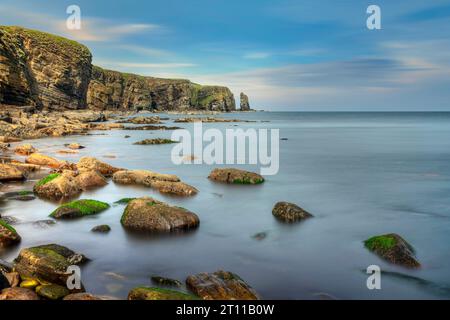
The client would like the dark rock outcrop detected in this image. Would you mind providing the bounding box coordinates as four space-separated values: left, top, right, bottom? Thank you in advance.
272 202 313 223
240 92 251 111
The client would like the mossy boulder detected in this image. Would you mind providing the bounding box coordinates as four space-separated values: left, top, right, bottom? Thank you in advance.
114 198 136 204
36 284 70 300
14 244 87 287
364 233 420 268
121 197 199 232
0 219 21 248
208 168 264 185
34 171 82 200
272 202 313 223
128 287 198 300
50 199 110 219
134 138 178 145
186 270 259 300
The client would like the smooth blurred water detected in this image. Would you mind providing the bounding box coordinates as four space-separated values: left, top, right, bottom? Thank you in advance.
1 111 450 299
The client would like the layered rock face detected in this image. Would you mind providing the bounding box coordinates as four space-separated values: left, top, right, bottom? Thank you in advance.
240 92 251 111
87 66 236 111
0 26 92 110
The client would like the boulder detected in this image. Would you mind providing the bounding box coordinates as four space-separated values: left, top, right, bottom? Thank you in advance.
0 163 25 181
150 180 198 196
133 138 177 145
151 276 182 287
128 287 198 300
33 172 82 200
14 244 86 286
208 168 264 184
272 202 313 222
63 292 102 300
4 272 20 287
75 170 108 189
91 225 111 233
0 219 21 248
0 287 39 300
121 197 199 232
77 157 121 177
364 233 420 268
14 144 37 155
50 199 110 219
25 153 66 168
240 92 251 111
65 143 85 150
36 284 70 300
186 270 259 300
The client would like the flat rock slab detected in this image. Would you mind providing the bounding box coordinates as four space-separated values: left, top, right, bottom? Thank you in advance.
186 270 259 300
121 197 199 232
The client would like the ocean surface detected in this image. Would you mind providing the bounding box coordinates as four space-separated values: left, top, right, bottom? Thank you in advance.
1 111 450 299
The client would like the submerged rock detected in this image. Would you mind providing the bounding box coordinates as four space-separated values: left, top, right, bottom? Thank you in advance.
150 180 198 196
208 168 264 184
91 224 111 233
65 143 85 150
50 199 110 219
14 144 37 156
0 163 25 181
272 202 313 223
151 276 183 287
0 219 21 248
123 125 181 131
77 157 121 177
0 287 39 300
364 233 420 268
33 172 82 200
121 197 199 232
186 270 259 300
14 244 87 286
36 284 70 300
133 138 178 145
128 287 198 300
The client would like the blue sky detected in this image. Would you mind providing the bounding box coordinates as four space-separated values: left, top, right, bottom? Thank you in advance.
1 0 450 110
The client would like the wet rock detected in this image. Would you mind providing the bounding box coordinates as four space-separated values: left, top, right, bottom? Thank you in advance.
151 276 182 287
0 219 21 248
252 232 267 241
128 287 198 300
114 198 136 205
2 190 35 201
208 168 264 184
66 143 85 150
14 144 37 156
25 153 66 168
0 142 10 151
0 163 25 181
0 287 39 300
272 202 313 223
7 160 41 174
32 220 56 228
150 180 198 196
75 170 108 190
36 284 70 300
20 279 39 289
124 135 130 138
0 136 22 143
0 272 9 290
14 244 87 286
0 259 13 273
57 149 78 154
123 125 181 131
64 292 102 300
364 233 420 268
0 216 19 225
33 172 82 200
77 157 121 177
4 272 20 287
91 225 111 233
50 199 110 219
122 116 161 124
186 270 259 300
121 197 199 232
134 138 177 145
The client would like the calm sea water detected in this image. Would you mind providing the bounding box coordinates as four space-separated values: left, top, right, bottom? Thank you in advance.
1 111 450 299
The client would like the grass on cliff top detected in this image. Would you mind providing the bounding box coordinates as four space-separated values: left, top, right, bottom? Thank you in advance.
0 219 17 234
35 173 60 187
364 235 397 252
50 199 110 217
0 26 91 61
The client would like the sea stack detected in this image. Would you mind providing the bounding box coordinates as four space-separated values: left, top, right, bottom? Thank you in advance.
240 92 251 111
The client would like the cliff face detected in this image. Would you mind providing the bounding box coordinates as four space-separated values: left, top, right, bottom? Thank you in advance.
240 92 250 111
87 66 236 111
0 26 92 110
0 26 236 112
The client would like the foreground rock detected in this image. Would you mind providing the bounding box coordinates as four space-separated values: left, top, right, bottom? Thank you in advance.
208 168 264 184
186 270 259 300
33 172 82 200
364 233 420 268
14 144 37 155
0 287 39 300
133 138 177 145
26 153 66 168
63 292 102 300
113 170 197 196
0 163 25 181
77 157 121 177
14 244 87 286
50 199 110 219
272 202 313 223
128 287 198 300
75 170 108 189
0 220 21 247
151 276 182 287
121 197 199 232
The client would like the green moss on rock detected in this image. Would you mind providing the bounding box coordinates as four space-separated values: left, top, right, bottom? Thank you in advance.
0 219 17 234
364 235 397 253
35 173 60 187
50 199 110 219
114 198 136 204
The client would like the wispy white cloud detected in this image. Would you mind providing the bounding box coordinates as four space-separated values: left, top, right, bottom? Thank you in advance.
243 52 271 59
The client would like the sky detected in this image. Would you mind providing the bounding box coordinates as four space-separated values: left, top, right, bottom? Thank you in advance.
1 0 450 111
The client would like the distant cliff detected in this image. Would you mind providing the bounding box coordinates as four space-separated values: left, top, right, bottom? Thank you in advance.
0 26 236 112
